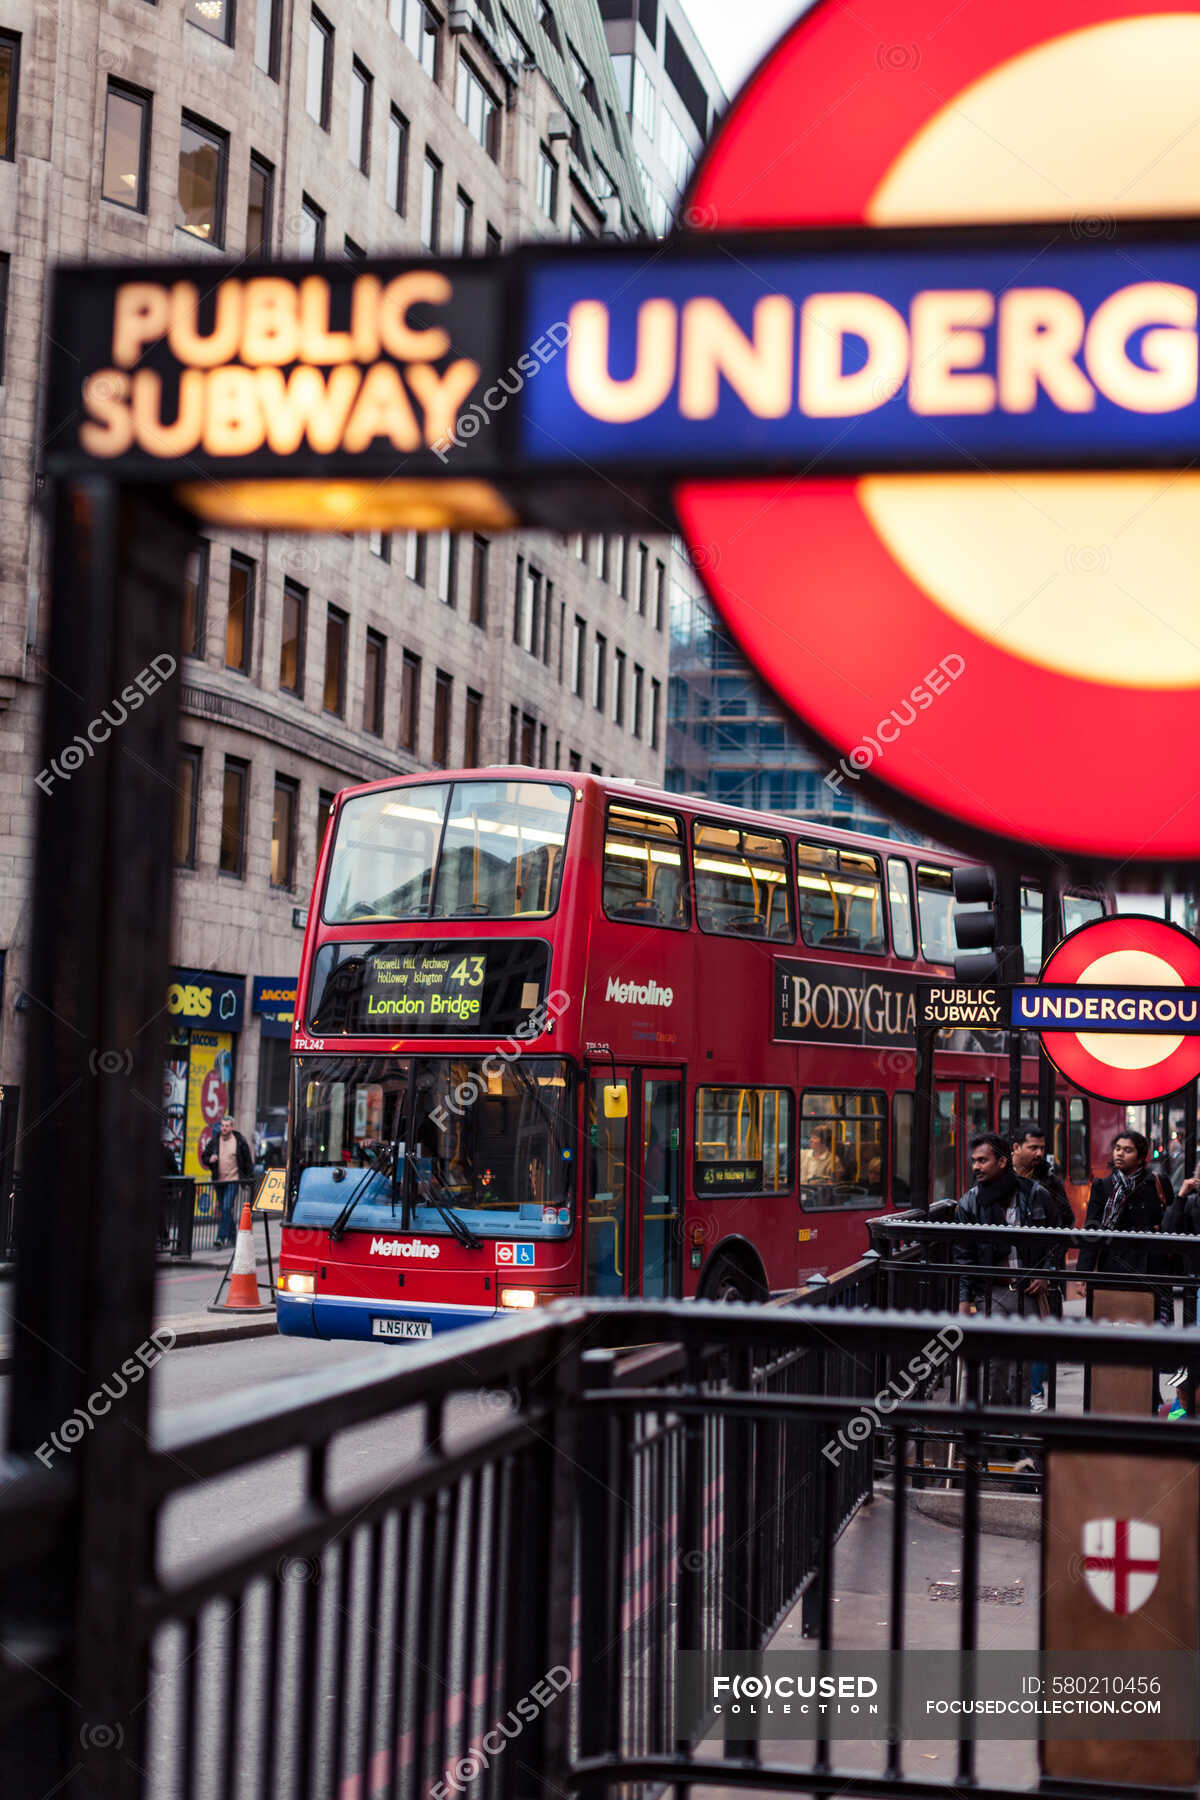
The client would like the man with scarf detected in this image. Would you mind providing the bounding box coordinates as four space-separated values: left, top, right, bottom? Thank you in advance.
955 1131 1056 1407
1078 1131 1167 1280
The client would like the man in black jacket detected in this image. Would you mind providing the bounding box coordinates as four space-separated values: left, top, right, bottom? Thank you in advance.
955 1131 1056 1406
1011 1121 1073 1410
1077 1131 1167 1281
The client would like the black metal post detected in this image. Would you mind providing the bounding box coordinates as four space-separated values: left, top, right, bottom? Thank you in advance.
1037 867 1061 1141
1 480 192 1798
1186 1078 1198 1188
996 865 1024 1135
911 1023 936 1210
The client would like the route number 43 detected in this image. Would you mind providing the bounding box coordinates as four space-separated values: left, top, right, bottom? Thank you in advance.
451 955 485 988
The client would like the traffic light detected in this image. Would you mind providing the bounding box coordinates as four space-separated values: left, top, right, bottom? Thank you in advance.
952 865 1025 984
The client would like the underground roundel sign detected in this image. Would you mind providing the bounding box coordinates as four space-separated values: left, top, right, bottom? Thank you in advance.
1020 915 1200 1103
679 0 1200 867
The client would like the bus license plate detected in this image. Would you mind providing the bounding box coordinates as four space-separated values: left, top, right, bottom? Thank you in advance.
372 1317 433 1340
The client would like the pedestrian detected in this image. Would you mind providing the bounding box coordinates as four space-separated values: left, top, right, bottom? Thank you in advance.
955 1131 1055 1407
202 1114 253 1248
1077 1130 1168 1282
1010 1120 1074 1412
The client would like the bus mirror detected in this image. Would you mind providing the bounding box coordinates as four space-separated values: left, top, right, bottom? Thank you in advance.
603 1085 628 1120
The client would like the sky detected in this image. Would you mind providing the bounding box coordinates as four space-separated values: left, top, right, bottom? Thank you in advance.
682 0 812 100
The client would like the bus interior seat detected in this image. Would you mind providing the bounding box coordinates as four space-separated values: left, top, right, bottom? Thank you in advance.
611 899 662 924
821 930 862 948
725 913 766 937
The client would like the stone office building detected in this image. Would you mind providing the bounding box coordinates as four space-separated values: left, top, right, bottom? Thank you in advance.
0 0 669 1178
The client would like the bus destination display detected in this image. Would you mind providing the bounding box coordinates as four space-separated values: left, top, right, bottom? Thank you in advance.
307 939 552 1037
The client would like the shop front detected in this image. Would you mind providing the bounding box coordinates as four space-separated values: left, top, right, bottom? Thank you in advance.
252 976 297 1166
162 969 245 1185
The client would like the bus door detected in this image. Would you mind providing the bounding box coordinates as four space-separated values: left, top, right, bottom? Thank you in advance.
638 1072 682 1300
585 1070 632 1297
934 1081 992 1199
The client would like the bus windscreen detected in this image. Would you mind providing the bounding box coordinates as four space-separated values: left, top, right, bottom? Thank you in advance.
322 779 573 923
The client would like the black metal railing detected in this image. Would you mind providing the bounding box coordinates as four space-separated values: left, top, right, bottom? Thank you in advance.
158 1178 258 1258
4 1288 1200 1797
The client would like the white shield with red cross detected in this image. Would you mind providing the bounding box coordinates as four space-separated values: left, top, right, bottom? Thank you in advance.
1081 1519 1160 1615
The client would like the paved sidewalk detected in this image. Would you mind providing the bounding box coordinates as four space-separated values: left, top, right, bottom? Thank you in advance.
0 1218 280 1366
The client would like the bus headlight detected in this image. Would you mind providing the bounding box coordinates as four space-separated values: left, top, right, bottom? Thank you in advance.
499 1287 538 1309
278 1270 315 1296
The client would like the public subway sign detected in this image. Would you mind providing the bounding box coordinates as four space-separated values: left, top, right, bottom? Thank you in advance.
916 986 1005 1031
46 231 1200 498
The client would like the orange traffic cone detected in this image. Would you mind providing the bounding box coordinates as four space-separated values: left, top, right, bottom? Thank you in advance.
209 1200 273 1312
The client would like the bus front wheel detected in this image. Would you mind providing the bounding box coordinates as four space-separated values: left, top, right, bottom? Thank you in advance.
701 1256 760 1305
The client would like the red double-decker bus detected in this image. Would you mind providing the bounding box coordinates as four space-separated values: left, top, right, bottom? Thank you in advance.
277 770 1119 1342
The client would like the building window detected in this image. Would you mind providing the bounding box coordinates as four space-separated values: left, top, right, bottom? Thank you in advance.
403 531 425 584
387 106 408 213
632 663 644 738
219 757 248 877
568 750 581 771
363 629 385 735
537 144 557 218
183 541 208 657
613 535 628 598
592 633 606 712
633 541 648 614
0 33 18 161
514 561 541 654
486 223 501 256
508 704 517 762
298 194 325 257
102 82 150 211
420 150 442 250
455 56 499 157
454 187 473 253
571 616 585 696
592 535 607 581
307 8 333 127
390 0 440 81
464 687 482 765
323 604 348 714
175 746 201 867
280 578 306 694
348 58 372 171
520 712 535 765
469 536 488 626
632 58 655 135
650 676 660 749
271 776 298 888
436 532 457 606
226 553 254 673
400 650 421 752
654 558 666 630
432 669 452 766
369 530 391 562
569 210 592 242
612 648 626 726
344 234 365 260
246 152 273 256
186 0 233 45
254 0 281 77
177 113 228 245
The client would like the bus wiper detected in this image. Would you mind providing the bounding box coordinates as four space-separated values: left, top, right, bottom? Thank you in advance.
328 1144 393 1242
417 1175 483 1251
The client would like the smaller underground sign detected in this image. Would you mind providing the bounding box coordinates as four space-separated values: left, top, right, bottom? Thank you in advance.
1024 915 1200 1104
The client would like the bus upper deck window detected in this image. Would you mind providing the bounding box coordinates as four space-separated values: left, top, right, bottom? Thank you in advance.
603 805 689 929
796 841 885 953
693 821 793 941
916 864 955 965
887 858 914 959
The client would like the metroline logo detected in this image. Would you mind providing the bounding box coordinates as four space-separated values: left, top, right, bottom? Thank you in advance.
605 976 674 1007
369 1238 440 1259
